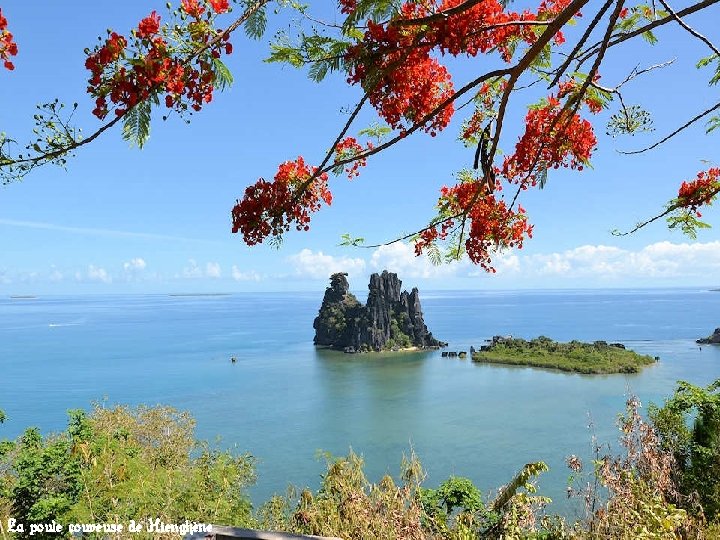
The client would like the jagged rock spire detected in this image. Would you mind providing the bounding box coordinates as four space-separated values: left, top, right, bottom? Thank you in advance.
313 271 445 352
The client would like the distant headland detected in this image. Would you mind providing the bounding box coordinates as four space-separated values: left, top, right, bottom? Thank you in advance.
313 271 446 353
697 328 720 345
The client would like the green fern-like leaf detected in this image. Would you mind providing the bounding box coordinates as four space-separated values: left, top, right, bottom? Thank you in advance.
122 100 152 149
706 115 720 134
213 58 234 90
243 3 267 40
427 243 442 266
641 30 658 45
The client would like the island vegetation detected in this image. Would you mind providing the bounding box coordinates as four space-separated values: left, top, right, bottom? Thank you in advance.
471 335 657 374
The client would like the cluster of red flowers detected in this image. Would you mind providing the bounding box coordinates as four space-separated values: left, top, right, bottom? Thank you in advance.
85 1 232 119
182 0 230 17
343 0 572 138
346 16 455 135
677 168 720 217
339 0 358 15
334 137 373 178
231 157 332 245
501 96 597 186
433 0 570 60
0 8 18 71
414 181 532 271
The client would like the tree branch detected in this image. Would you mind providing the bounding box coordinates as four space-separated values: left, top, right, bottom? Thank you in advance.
0 0 270 172
577 0 720 64
656 0 720 57
619 100 720 154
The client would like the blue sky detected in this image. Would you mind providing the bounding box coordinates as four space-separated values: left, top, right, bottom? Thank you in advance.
0 0 718 294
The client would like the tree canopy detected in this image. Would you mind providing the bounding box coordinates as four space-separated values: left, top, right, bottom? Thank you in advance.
1 0 718 271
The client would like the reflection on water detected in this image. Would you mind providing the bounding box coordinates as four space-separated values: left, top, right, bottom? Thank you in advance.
0 289 719 515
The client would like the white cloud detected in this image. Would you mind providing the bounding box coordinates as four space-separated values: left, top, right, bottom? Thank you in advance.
123 258 147 272
288 249 366 280
48 267 64 282
205 262 222 279
181 259 222 279
76 265 111 284
231 265 261 281
516 241 720 280
369 242 471 279
182 259 203 278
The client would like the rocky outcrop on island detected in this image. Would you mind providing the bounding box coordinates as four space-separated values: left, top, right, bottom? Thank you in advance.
313 271 446 352
697 328 720 345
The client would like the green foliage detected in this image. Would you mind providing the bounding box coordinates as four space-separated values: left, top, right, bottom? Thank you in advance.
696 53 720 86
4 427 81 539
212 58 234 90
649 379 720 521
0 410 6 424
472 336 656 374
266 31 352 82
706 115 720 135
420 476 484 529
1 100 83 184
667 207 712 239
122 100 153 149
387 314 412 350
358 123 392 142
606 104 654 137
242 1 268 40
0 404 256 539
288 451 427 540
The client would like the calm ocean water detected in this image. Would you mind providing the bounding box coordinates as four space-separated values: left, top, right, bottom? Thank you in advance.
1 288 719 517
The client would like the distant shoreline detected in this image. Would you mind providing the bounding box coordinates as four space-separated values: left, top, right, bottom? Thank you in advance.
168 293 232 297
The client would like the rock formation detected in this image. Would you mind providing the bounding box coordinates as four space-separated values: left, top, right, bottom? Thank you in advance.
697 328 720 345
313 271 446 352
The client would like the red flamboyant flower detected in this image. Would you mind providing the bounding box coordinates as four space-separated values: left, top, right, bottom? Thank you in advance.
85 7 233 120
346 15 455 135
0 8 18 70
231 157 332 245
339 0 358 15
414 181 533 271
502 96 597 187
209 0 230 13
137 11 161 39
334 137 373 179
182 0 206 18
677 168 720 216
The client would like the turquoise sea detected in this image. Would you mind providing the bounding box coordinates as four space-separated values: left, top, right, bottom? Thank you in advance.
1 288 719 517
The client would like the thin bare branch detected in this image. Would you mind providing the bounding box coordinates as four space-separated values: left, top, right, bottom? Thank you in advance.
612 207 675 235
656 0 720 57
619 101 720 154
613 184 720 235
615 59 675 90
577 0 720 64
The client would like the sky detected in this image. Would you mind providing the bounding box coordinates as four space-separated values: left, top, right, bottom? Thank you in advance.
0 0 719 294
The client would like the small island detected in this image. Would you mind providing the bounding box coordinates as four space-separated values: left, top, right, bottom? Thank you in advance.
471 335 657 374
697 328 720 345
313 271 446 352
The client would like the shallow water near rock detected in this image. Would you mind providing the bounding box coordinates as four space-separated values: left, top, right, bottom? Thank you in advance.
1 288 719 517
